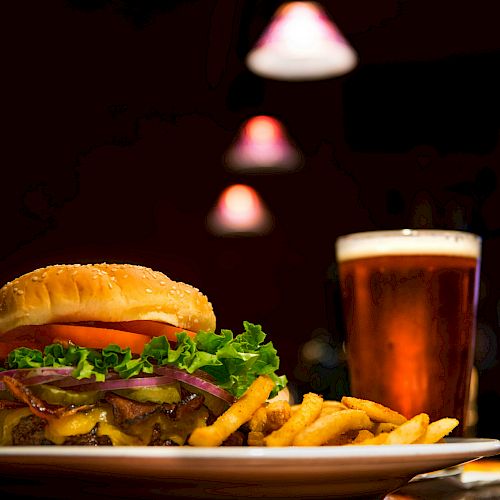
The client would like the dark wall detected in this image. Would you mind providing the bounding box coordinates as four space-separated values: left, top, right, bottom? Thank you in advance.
2 1 500 438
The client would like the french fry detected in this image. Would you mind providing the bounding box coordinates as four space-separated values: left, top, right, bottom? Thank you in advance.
248 405 268 432
188 375 275 447
293 409 372 446
265 400 292 432
384 413 430 445
190 377 458 448
264 393 323 447
248 400 292 434
352 429 375 444
413 418 459 444
325 429 361 446
341 396 407 425
247 430 265 446
356 432 389 445
291 400 346 416
319 400 348 417
372 422 399 435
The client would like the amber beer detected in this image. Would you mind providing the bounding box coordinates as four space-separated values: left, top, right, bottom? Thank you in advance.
335 230 481 436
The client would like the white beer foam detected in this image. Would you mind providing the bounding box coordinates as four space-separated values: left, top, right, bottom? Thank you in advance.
336 229 481 262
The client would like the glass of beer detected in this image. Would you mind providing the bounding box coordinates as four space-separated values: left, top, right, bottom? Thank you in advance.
335 229 481 436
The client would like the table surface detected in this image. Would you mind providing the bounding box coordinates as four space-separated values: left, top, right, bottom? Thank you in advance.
386 459 500 499
1 457 499 499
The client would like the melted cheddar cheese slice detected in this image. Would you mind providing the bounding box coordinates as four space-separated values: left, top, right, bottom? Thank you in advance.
1 403 209 446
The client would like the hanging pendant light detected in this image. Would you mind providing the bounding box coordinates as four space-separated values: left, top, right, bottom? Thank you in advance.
224 115 302 173
246 1 357 81
207 184 273 236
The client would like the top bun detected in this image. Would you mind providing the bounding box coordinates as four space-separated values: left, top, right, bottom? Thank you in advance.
0 263 216 334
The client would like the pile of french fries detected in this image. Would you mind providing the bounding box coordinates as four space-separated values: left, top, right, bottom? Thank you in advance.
188 375 458 447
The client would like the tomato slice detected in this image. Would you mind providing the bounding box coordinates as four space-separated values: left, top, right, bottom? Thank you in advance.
95 321 197 341
0 321 198 360
1 324 152 355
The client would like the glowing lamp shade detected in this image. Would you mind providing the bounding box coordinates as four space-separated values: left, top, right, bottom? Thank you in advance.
207 184 273 236
225 115 302 173
246 2 357 81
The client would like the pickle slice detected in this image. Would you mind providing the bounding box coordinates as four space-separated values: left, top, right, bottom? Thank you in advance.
114 382 181 404
31 384 102 405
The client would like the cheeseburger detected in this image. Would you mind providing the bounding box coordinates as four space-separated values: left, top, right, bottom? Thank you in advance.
0 263 286 446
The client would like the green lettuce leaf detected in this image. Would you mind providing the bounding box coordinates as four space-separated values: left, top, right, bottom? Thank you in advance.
2 322 287 398
7 347 43 369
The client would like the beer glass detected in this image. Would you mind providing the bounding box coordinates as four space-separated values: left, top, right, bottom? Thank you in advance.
335 229 481 436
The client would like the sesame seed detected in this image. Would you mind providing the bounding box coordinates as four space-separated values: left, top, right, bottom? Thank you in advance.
16 289 24 295
145 288 153 293
108 283 113 289
159 281 166 286
31 276 40 282
41 273 47 279
56 269 64 275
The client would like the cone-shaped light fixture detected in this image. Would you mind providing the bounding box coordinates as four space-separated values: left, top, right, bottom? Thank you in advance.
246 2 357 81
224 115 302 173
207 184 273 236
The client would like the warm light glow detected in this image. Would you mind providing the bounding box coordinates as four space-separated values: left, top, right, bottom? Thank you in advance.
245 115 281 143
246 2 358 81
274 2 333 55
222 184 258 222
224 115 302 173
206 184 273 236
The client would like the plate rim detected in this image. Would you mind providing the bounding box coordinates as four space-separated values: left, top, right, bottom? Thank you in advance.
0 437 499 461
1 438 498 499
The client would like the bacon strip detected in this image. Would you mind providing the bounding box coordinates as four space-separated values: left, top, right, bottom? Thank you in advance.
105 391 205 426
173 392 204 421
3 375 207 428
0 399 26 410
147 423 179 446
105 392 162 426
1 376 93 420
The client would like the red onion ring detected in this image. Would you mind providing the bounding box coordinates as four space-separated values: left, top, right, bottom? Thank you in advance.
53 372 120 388
61 375 176 392
0 367 75 391
0 366 234 405
154 366 235 404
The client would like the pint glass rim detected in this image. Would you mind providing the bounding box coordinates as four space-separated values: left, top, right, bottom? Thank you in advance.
335 229 481 261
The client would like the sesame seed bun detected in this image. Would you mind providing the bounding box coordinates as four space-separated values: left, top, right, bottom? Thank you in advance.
0 263 215 334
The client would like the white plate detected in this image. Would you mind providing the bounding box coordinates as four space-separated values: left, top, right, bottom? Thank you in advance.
1 438 499 499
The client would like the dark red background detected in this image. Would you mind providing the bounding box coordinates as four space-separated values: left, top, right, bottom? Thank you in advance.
2 1 500 438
